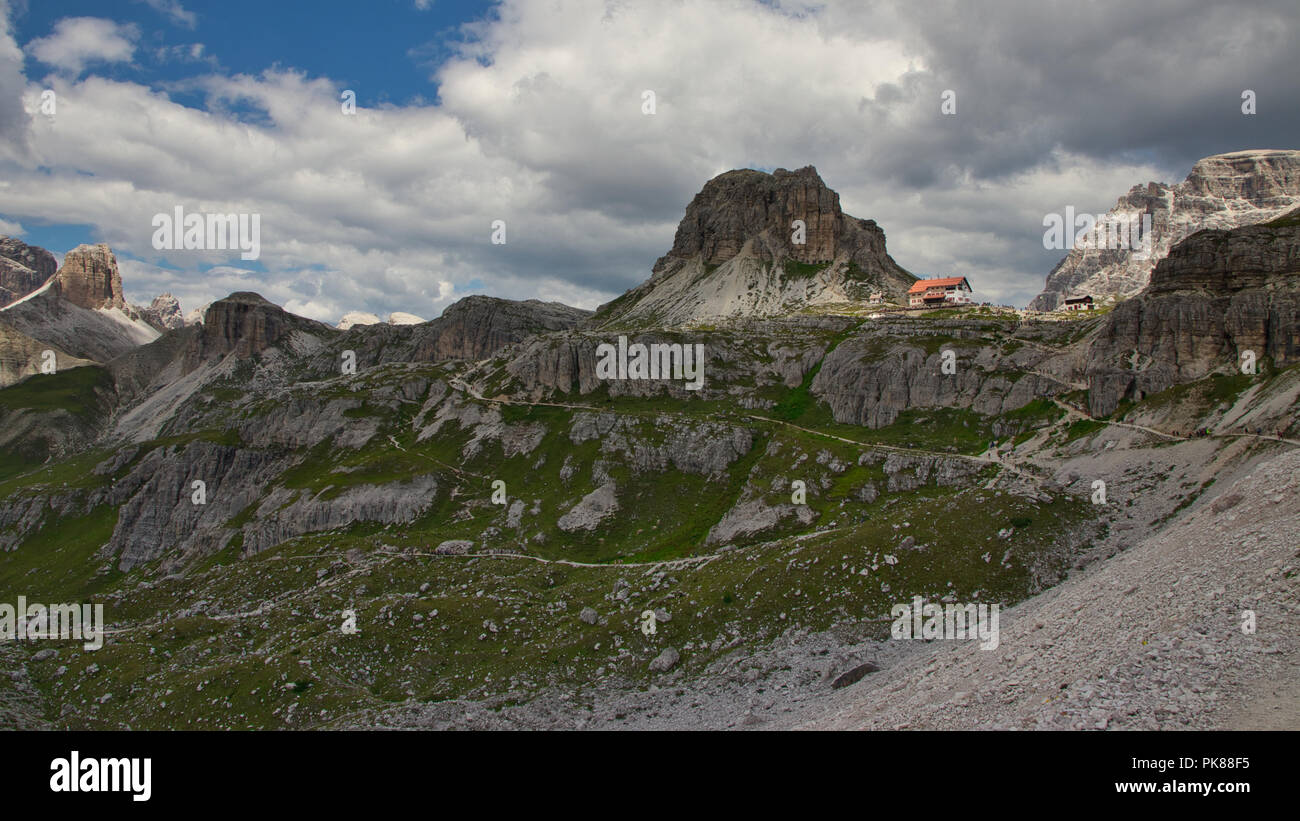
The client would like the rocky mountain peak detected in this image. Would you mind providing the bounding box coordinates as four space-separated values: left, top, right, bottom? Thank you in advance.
53 243 126 311
600 166 915 326
1030 149 1300 311
140 293 186 331
424 295 592 360
0 237 58 307
656 165 846 269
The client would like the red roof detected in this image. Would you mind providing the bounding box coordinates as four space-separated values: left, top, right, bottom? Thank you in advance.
908 276 969 294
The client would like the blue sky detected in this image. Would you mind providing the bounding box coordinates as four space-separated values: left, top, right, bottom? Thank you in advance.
9 0 497 264
13 0 490 109
1 0 1297 321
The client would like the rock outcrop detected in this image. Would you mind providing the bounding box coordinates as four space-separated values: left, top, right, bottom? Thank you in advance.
1031 150 1300 311
810 332 1064 428
596 166 916 326
426 296 590 360
556 481 620 532
0 237 57 307
1085 207 1300 416
191 292 334 363
53 243 126 311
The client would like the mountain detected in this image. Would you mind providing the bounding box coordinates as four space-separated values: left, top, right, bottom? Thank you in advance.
338 311 429 330
51 243 127 311
338 311 382 330
595 166 916 326
0 237 58 308
0 244 159 387
410 295 589 360
388 311 425 325
1085 205 1300 416
1 167 1297 732
1029 149 1300 311
139 293 186 332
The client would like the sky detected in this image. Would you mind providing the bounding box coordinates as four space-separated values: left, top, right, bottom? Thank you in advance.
0 0 1297 321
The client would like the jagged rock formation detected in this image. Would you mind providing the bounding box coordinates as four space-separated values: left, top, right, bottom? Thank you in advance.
0 237 57 308
1030 149 1300 311
139 293 186 332
809 327 1065 429
596 166 916 326
1085 207 1300 416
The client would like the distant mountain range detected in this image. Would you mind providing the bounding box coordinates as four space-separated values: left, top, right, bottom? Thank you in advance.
1 153 1297 730
1029 149 1300 310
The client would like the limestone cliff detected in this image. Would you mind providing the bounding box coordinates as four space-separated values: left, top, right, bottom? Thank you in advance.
596 166 916 326
1085 207 1300 416
1030 149 1300 311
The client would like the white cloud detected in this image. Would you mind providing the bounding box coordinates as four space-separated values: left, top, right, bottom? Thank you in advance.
138 0 197 30
0 0 30 148
1 0 1297 321
26 17 139 76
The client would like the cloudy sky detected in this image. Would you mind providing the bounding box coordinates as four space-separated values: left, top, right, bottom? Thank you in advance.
1 0 1297 321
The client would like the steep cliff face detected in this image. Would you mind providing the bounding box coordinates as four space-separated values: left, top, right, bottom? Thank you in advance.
597 166 916 326
1030 150 1300 310
191 292 332 363
0 237 58 308
53 243 126 311
809 335 1065 429
657 166 864 267
1085 208 1300 416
